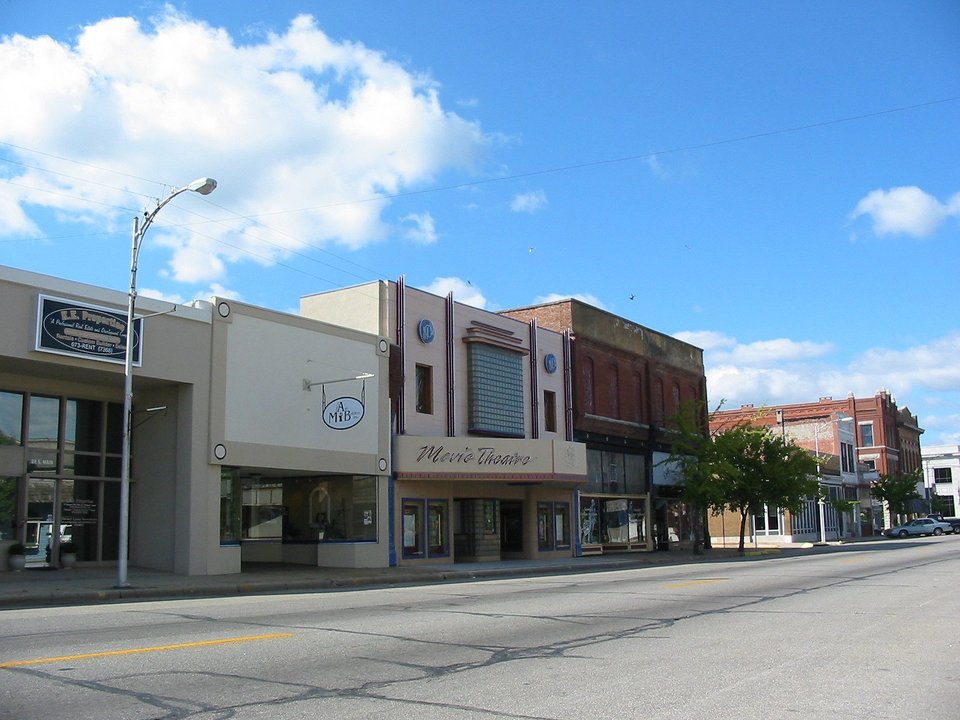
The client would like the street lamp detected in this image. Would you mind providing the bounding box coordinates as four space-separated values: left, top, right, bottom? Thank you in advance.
117 177 217 588
814 414 854 545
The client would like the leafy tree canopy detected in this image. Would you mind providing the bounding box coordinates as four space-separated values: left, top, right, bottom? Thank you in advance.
668 404 819 552
871 470 922 518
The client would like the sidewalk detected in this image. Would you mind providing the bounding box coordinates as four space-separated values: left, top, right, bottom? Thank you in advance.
0 542 861 610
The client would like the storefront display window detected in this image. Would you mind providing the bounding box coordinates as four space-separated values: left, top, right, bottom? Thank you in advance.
220 468 241 544
428 500 448 556
538 501 571 550
403 501 423 557
404 498 450 558
241 475 377 543
581 497 647 548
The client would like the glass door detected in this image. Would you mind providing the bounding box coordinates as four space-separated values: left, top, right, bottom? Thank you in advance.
25 477 56 567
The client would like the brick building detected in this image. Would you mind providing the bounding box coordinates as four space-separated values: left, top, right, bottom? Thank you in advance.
501 299 707 553
710 390 924 543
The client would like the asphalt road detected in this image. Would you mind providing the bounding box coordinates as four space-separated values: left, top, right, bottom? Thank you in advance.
1 537 957 719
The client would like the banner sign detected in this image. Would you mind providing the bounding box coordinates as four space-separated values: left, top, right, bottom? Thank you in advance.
36 295 142 366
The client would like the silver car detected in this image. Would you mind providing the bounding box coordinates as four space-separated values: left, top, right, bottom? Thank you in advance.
884 517 953 538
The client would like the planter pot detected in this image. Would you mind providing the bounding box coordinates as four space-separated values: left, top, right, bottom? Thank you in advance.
8 554 26 572
60 552 77 569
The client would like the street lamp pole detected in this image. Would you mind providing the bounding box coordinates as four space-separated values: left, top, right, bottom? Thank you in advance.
117 177 217 588
814 414 854 546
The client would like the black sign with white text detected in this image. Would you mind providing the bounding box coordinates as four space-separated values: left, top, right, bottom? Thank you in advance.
36 295 142 365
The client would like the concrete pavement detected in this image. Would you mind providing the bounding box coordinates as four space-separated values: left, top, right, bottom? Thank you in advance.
0 541 866 610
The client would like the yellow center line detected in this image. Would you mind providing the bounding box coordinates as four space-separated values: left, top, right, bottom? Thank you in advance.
0 632 293 668
664 578 728 589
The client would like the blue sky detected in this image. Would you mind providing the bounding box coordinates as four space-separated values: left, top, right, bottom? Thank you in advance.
2 1 959 444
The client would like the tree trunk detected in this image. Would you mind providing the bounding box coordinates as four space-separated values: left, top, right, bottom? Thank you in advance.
738 510 748 554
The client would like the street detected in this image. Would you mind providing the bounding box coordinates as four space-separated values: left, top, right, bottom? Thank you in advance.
1 538 957 719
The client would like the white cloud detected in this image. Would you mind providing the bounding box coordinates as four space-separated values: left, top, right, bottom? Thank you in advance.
418 276 487 308
533 292 606 310
850 186 960 237
0 11 489 283
693 329 960 443
510 190 548 214
400 212 437 244
673 330 736 352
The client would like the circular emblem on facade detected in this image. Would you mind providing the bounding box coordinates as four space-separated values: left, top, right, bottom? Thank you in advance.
217 302 231 318
378 458 388 472
378 338 389 353
214 444 227 460
544 353 558 374
417 318 435 344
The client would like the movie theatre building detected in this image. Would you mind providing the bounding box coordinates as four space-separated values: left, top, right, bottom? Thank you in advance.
0 265 391 575
301 278 588 565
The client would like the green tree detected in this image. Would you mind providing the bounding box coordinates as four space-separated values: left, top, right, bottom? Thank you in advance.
669 415 819 553
664 400 717 553
871 470 922 523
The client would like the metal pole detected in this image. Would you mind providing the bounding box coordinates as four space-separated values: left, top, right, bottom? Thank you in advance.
816 423 826 544
114 178 215 589
117 215 140 588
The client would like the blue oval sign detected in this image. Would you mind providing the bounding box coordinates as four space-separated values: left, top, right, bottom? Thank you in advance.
418 318 435 343
544 353 558 374
323 396 365 430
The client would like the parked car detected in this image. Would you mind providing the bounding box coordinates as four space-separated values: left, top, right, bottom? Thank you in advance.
884 518 954 538
926 514 960 533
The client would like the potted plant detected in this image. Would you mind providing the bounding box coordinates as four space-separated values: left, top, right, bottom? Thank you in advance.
7 542 26 572
60 541 77 569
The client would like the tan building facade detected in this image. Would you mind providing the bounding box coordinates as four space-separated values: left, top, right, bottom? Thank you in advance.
302 278 588 565
1 265 392 574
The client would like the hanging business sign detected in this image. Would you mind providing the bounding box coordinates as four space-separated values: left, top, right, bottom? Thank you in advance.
321 378 368 430
36 295 142 366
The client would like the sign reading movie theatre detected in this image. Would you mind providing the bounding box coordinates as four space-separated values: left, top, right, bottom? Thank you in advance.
36 295 143 365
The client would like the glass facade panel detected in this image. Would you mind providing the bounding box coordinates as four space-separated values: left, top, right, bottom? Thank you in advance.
61 479 100 562
585 449 647 494
624 453 646 494
0 477 16 541
403 501 424 557
0 391 23 445
220 468 241 544
28 396 60 450
467 343 524 437
428 500 448 556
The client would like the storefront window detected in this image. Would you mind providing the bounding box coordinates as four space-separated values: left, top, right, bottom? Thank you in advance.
483 499 498 533
428 500 448 556
60 479 100 562
220 468 241 544
403 501 423 557
539 502 571 550
581 497 647 547
538 502 551 549
404 499 450 558
240 475 377 543
554 504 570 547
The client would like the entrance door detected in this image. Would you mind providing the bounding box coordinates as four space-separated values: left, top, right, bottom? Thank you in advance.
500 501 523 554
